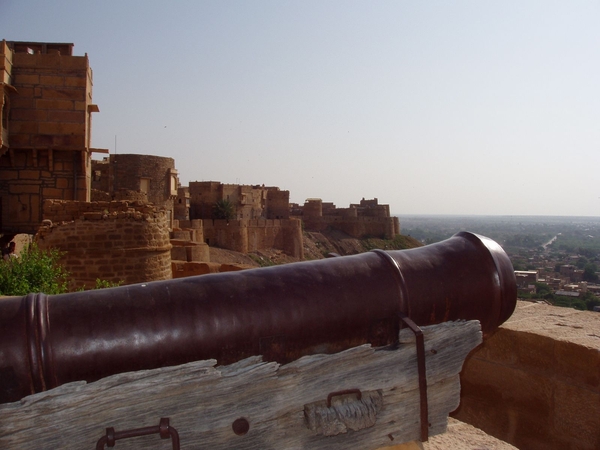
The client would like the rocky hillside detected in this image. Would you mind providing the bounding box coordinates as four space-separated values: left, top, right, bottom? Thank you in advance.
209 231 423 267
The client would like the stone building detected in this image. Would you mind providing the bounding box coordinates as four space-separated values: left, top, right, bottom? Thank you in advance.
188 181 289 221
186 181 301 258
174 186 190 221
0 40 106 235
91 154 179 226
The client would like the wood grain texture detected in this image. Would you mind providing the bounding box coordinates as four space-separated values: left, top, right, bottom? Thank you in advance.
0 320 482 449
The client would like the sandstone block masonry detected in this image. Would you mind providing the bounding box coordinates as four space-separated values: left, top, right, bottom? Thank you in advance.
36 200 172 289
453 301 600 450
91 154 179 224
1 40 106 235
188 181 290 221
202 218 303 259
294 198 400 240
170 218 210 263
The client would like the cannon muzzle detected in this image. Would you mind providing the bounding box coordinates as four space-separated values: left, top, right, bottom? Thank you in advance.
0 231 516 404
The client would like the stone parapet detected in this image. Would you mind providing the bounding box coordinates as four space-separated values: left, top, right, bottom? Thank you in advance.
453 301 600 450
42 199 158 222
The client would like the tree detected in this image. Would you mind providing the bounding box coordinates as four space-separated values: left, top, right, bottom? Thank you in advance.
0 243 69 296
213 199 235 220
576 257 589 269
535 282 552 297
582 263 599 282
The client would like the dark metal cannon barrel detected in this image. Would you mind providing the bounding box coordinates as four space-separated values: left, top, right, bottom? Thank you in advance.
0 231 516 404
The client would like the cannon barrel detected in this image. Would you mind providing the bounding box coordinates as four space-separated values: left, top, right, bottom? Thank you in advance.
0 231 516 404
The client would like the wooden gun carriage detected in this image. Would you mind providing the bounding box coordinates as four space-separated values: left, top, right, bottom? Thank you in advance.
0 232 516 449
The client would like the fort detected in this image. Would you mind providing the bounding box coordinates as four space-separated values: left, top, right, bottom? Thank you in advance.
0 37 397 271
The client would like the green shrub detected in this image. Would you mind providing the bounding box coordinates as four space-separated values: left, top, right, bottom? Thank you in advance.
0 243 69 296
93 278 123 290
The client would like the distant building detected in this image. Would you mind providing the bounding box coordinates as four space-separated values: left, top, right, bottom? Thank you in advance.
515 270 538 288
554 290 579 298
188 181 289 221
560 265 575 278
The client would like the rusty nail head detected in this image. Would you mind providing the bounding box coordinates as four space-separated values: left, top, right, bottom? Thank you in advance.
232 417 250 436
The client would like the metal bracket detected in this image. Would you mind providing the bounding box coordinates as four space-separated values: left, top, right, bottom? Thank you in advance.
399 313 429 442
370 249 429 442
95 417 180 449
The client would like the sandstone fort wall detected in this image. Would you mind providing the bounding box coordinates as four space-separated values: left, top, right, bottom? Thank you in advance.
302 215 398 239
36 199 172 289
202 218 303 259
299 198 399 239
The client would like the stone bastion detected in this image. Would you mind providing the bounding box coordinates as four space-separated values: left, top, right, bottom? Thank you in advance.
35 199 172 289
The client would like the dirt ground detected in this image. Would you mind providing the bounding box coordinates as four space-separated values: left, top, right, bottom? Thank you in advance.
423 418 518 449
209 230 423 267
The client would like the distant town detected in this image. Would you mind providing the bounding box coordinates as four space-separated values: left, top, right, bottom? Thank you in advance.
400 214 600 312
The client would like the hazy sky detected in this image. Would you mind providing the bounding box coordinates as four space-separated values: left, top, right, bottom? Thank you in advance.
1 1 599 216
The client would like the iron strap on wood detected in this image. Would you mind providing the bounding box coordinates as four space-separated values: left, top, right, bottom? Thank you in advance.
398 313 429 442
370 249 430 442
95 418 180 449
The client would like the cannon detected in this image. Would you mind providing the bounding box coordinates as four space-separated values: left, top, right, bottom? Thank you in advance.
0 231 516 404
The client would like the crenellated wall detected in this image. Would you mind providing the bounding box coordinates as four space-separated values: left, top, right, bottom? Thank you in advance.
36 199 172 289
299 198 399 239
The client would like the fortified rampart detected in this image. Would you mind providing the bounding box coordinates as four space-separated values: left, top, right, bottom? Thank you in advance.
298 198 400 239
36 199 172 289
202 218 303 259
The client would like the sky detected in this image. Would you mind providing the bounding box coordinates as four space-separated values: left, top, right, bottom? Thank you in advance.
1 1 599 216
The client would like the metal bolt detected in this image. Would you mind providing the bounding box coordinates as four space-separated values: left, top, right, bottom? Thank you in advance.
232 418 249 436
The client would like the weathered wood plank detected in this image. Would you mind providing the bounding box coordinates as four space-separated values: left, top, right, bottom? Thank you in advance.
0 320 481 449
